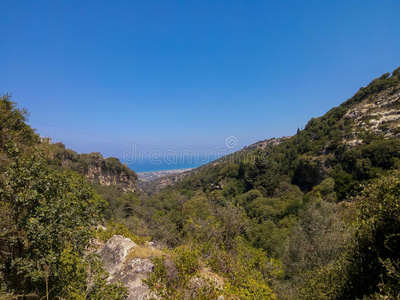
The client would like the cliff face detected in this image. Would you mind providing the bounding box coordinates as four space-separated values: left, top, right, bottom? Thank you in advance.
86 165 136 192
40 144 138 192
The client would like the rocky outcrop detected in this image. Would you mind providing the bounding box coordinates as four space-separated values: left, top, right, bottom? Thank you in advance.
42 143 137 192
86 165 136 192
343 89 400 144
243 136 291 151
97 235 155 300
96 235 226 299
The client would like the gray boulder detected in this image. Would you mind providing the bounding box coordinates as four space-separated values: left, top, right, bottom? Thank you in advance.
98 235 155 300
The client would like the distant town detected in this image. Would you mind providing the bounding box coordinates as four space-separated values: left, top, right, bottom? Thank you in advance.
137 168 193 181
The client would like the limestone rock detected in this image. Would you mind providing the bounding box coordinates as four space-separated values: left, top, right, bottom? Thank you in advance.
98 235 155 300
87 165 136 192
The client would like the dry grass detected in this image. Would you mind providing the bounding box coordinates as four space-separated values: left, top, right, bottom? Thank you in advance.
125 245 163 262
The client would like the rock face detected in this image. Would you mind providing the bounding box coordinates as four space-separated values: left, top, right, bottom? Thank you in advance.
45 146 137 192
343 90 400 143
86 165 136 192
98 235 154 300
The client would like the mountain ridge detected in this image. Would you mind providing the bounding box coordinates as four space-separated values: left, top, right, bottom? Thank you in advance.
138 68 400 195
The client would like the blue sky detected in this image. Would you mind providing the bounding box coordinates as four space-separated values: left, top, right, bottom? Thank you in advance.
1 0 399 163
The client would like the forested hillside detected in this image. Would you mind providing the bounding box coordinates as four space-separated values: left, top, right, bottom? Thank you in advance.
1 67 400 299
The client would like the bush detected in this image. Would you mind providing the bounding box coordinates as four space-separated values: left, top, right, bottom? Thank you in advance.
298 171 400 299
0 150 126 298
144 246 221 299
283 201 350 277
97 221 149 245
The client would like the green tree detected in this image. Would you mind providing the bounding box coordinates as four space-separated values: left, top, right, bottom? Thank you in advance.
283 201 349 277
0 150 126 298
340 171 400 299
298 172 400 299
0 94 39 153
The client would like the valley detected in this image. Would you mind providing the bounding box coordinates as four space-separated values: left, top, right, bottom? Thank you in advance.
1 68 400 299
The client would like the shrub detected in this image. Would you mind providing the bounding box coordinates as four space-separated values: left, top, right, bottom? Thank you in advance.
96 221 150 245
0 150 126 298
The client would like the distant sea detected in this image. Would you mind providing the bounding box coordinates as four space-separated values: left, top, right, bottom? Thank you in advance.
124 155 217 173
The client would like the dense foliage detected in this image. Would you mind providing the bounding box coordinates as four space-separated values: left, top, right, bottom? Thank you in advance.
0 95 127 299
297 171 400 299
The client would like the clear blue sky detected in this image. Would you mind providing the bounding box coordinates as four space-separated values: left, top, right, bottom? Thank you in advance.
1 0 399 160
